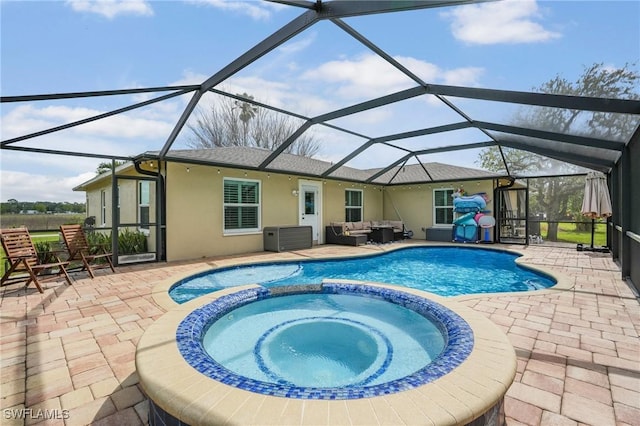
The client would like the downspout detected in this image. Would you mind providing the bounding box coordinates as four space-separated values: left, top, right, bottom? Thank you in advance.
134 159 166 262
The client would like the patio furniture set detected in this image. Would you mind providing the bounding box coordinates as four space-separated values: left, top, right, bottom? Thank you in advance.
0 225 115 293
326 220 406 246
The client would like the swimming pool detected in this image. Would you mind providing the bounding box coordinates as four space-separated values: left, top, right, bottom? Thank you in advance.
170 246 555 303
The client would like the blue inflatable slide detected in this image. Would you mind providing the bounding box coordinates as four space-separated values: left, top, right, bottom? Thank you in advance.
452 193 488 242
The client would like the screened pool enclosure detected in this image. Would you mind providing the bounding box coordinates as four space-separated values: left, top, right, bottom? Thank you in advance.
2 1 639 291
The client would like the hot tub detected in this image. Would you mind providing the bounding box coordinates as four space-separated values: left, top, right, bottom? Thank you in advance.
137 282 516 425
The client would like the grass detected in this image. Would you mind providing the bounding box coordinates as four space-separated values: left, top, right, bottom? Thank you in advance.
0 213 82 277
539 222 607 246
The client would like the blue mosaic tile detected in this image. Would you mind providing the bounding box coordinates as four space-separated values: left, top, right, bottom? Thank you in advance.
176 284 474 400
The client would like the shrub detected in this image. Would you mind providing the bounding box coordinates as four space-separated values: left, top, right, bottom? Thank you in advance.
118 229 148 255
85 229 148 255
34 240 55 264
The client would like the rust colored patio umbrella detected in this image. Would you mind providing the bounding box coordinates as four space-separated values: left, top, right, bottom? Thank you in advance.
579 171 612 252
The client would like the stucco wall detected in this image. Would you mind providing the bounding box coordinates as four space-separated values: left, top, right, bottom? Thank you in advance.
81 162 498 262
322 183 384 224
164 164 385 261
383 181 495 240
80 170 157 252
165 164 302 261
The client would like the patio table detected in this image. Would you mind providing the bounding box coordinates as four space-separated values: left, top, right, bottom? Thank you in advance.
370 226 394 244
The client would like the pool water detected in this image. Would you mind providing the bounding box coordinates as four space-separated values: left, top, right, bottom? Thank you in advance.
170 246 555 303
202 293 445 388
176 284 475 399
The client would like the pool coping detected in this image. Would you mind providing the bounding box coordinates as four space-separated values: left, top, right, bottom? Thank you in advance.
136 281 518 425
150 242 574 312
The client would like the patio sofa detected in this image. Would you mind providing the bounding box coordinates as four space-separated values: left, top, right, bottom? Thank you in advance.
325 220 405 246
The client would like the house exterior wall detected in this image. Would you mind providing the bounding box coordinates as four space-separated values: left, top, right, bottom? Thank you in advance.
80 170 157 252
322 183 384 224
118 179 139 227
165 164 297 260
164 164 385 261
383 181 496 240
80 162 498 262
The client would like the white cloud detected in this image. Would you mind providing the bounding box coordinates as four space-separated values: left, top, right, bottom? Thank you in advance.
302 53 484 98
186 0 281 21
301 54 414 99
443 0 561 45
170 70 209 86
0 97 182 202
0 151 99 203
442 67 485 86
278 33 317 55
195 75 332 118
66 0 153 19
2 104 175 141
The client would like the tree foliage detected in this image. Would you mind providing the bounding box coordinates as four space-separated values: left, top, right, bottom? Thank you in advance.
1 200 85 214
478 63 638 240
186 93 320 157
96 160 126 175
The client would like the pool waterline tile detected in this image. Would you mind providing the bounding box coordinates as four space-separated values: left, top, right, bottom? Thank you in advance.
174 283 477 401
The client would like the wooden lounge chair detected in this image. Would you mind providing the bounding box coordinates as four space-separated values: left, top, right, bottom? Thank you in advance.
60 224 115 278
0 227 72 293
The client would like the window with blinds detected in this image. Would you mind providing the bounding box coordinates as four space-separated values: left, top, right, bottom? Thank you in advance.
434 188 454 226
345 189 363 222
223 178 261 233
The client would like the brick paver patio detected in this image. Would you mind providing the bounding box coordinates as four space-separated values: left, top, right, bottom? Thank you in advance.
1 243 638 425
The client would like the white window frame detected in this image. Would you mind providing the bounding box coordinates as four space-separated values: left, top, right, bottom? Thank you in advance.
433 188 454 227
100 190 107 226
345 189 363 222
139 181 150 235
223 177 261 235
116 184 120 226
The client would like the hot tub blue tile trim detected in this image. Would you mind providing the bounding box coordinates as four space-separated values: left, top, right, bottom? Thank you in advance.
176 283 474 400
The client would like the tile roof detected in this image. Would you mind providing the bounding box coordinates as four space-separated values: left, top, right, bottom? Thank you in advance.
151 147 501 185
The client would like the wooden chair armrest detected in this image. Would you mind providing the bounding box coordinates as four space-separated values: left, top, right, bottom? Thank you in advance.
12 254 33 259
32 261 70 272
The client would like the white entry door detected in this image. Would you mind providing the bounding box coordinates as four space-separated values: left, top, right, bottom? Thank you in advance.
299 181 322 243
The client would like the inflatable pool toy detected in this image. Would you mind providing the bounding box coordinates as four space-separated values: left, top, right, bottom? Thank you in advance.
451 192 494 243
452 212 479 242
453 193 487 213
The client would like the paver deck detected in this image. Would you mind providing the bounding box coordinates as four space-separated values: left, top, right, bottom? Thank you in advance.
1 242 638 425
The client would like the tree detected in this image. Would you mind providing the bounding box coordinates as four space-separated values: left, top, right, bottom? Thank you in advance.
478 63 638 241
187 92 320 157
234 92 258 147
96 160 125 175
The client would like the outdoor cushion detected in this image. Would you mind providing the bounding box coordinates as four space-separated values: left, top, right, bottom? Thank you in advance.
330 222 347 233
388 220 403 230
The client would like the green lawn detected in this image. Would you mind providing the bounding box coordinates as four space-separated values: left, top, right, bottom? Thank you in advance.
539 222 607 246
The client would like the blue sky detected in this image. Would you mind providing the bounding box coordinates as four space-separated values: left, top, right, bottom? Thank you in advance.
1 0 638 202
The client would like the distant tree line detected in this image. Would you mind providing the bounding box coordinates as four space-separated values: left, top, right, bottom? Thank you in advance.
1 199 86 215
